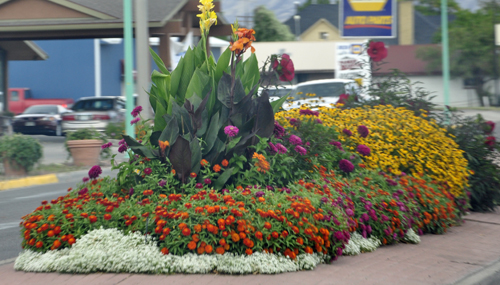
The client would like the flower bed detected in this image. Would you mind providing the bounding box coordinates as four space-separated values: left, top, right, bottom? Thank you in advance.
14 0 471 274
276 105 471 198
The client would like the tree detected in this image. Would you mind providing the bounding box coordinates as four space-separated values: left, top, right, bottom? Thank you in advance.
416 6 497 106
253 6 295 42
413 0 461 15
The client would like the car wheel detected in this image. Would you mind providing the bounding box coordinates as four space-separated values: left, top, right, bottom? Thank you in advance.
56 123 63 136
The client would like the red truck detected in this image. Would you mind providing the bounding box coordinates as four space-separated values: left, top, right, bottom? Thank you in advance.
7 88 74 114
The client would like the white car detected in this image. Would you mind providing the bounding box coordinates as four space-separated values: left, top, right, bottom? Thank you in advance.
258 85 295 103
282 79 361 110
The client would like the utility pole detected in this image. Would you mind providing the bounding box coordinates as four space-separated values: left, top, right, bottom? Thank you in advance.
124 0 135 138
441 0 450 119
493 0 499 106
135 0 152 119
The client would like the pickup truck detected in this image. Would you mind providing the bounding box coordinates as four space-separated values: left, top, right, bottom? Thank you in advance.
7 88 74 114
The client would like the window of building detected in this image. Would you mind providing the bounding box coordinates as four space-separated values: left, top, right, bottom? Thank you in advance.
320 32 329 40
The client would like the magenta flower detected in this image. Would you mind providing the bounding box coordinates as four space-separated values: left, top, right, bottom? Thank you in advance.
255 191 265 198
82 177 90 183
272 54 295 82
339 159 354 173
268 142 278 154
224 125 239 137
131 117 140 125
342 129 352 136
88 165 102 179
204 178 212 185
101 142 113 149
299 109 319 117
158 179 166 187
144 168 152 175
289 118 300 127
329 140 343 151
195 183 203 189
118 139 126 145
276 143 288 154
131 106 143 117
294 145 307 155
356 144 371 156
78 187 88 195
273 121 285 139
289 135 302 145
118 144 128 153
128 187 134 196
357 125 369 138
367 41 388 62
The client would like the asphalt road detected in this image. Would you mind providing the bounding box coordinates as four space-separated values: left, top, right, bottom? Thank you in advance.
0 180 75 261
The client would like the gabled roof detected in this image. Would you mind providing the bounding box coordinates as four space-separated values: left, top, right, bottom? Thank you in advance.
283 4 338 36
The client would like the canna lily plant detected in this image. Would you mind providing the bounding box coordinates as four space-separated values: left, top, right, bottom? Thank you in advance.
121 0 294 187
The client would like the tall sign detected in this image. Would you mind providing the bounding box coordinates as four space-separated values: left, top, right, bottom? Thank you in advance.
335 42 371 96
340 0 396 38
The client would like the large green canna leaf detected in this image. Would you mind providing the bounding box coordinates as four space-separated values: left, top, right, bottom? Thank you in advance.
241 53 260 94
154 101 168 132
149 47 170 75
185 68 210 100
170 57 184 98
190 138 202 175
202 112 219 155
214 167 233 189
159 116 179 152
270 93 289 114
177 47 196 103
122 135 155 158
215 48 231 83
217 73 231 108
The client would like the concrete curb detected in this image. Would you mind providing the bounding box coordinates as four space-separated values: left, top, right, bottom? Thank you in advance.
0 174 58 191
0 166 119 191
454 257 500 285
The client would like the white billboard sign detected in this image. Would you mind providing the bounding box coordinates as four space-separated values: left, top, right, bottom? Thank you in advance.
335 42 371 92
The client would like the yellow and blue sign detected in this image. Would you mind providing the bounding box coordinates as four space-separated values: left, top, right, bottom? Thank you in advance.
340 0 396 38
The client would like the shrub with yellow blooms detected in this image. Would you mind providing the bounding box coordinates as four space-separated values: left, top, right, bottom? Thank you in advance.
276 105 470 197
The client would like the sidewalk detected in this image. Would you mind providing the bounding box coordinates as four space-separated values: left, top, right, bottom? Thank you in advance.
1 210 499 285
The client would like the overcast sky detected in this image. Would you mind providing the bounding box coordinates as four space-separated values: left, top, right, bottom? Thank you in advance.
456 0 481 11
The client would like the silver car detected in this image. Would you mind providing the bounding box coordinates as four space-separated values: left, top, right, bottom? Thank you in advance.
61 97 126 133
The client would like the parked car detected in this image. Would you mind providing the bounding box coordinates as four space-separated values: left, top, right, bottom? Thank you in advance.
61 96 126 133
7 88 74 115
258 85 295 102
12 104 69 136
282 79 361 110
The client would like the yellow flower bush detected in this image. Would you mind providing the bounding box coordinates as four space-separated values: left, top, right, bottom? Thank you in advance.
276 105 470 197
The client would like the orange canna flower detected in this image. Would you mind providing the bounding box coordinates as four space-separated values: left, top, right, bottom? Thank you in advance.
230 28 256 55
158 140 170 152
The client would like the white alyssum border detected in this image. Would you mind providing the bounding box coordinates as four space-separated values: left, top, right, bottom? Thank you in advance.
402 228 421 244
14 228 327 274
343 232 381 256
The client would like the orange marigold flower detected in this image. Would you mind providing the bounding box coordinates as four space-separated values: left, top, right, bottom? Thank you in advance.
197 245 205 255
182 227 191 236
222 159 229 167
194 224 202 233
200 159 209 167
252 152 270 173
245 248 253 255
205 244 213 254
231 233 240 242
188 241 197 250
161 247 169 255
216 246 225 255
213 164 221 173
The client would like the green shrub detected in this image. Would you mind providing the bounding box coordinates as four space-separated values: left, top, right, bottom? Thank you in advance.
0 134 42 172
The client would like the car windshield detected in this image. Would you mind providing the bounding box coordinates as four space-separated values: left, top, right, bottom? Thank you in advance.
293 82 346 99
262 88 293 98
23 105 59 115
72 99 114 111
